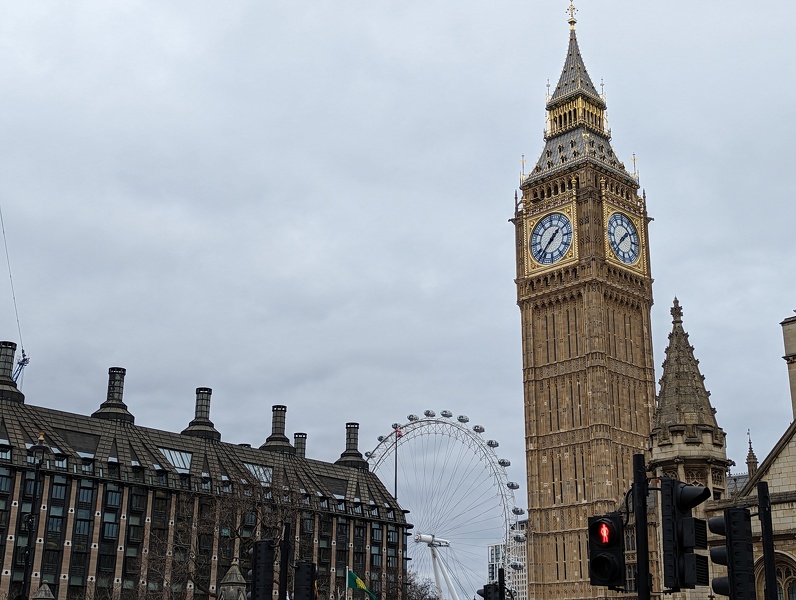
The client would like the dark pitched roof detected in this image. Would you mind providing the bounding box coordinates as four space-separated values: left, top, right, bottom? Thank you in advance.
0 397 405 520
547 28 605 110
526 128 634 185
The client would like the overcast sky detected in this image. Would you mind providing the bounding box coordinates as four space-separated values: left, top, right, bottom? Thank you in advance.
0 0 793 531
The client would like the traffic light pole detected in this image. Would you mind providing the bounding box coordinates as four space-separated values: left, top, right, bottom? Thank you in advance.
757 482 777 600
633 454 651 600
279 522 292 600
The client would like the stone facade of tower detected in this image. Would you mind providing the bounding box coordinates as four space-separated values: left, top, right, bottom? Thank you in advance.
648 299 731 600
512 12 656 600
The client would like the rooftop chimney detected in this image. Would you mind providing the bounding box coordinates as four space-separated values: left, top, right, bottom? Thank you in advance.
260 405 295 454
91 367 134 424
0 341 24 403
294 433 307 459
782 315 796 420
335 422 369 469
181 387 221 441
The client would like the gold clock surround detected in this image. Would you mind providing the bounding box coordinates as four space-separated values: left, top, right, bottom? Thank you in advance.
602 203 647 275
523 202 579 275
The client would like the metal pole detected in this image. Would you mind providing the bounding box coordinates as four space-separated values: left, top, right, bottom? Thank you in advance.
279 522 292 600
757 481 777 600
394 434 398 501
633 454 651 600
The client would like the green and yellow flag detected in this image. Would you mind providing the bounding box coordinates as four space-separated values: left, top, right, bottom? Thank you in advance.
347 569 377 600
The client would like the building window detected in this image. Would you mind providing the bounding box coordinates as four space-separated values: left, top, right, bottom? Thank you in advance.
82 460 94 475
0 467 12 493
0 447 10 461
54 455 67 470
106 487 122 508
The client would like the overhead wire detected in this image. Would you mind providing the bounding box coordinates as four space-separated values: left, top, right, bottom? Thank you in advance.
0 201 28 383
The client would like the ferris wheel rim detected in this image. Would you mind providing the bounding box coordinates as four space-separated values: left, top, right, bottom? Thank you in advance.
365 412 524 593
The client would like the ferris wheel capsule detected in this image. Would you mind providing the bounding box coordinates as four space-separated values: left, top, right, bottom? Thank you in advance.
513 533 526 542
441 410 452 418
391 423 401 430
377 436 385 442
487 440 499 448
510 561 524 571
457 415 469 423
473 425 485 433
499 459 511 467
424 410 436 417
507 481 519 489
513 507 526 515
407 414 419 421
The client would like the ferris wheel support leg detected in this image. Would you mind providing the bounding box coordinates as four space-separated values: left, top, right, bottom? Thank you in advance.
430 546 445 600
429 545 461 600
438 558 461 600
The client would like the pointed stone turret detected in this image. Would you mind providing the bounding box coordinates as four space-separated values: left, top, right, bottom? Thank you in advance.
654 298 719 430
218 559 247 600
649 299 731 498
92 367 135 424
746 432 758 477
548 7 604 108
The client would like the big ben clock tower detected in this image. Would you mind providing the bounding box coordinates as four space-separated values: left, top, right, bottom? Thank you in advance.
513 5 656 599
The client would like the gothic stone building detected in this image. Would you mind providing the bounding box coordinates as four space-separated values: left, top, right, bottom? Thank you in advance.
0 343 409 600
512 7 796 600
513 9 656 600
649 309 796 600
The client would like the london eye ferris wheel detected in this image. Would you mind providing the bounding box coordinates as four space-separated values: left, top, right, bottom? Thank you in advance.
365 410 526 600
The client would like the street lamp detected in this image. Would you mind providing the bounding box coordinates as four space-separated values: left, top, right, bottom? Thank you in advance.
20 432 47 600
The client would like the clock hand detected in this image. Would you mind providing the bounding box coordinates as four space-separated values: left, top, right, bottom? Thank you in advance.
618 232 630 245
543 228 560 253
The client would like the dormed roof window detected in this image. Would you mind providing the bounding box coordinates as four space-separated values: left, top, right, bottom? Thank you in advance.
244 463 272 485
158 448 193 474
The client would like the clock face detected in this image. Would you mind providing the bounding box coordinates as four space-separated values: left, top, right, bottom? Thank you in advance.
530 212 573 265
607 212 640 264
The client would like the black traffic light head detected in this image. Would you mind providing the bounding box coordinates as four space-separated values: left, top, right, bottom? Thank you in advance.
476 583 500 600
708 507 756 600
660 478 711 590
588 512 625 589
247 539 275 600
294 560 316 600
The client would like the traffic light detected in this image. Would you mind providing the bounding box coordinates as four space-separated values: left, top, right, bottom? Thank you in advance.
588 512 625 588
294 560 316 600
660 477 711 590
708 507 756 600
476 583 500 600
248 539 275 600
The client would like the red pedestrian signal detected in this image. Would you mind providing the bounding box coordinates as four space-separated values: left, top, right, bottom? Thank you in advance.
588 513 625 588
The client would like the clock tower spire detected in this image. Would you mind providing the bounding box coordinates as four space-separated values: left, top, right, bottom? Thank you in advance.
512 6 656 599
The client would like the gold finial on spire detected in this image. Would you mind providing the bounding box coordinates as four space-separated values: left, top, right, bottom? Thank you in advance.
567 1 577 30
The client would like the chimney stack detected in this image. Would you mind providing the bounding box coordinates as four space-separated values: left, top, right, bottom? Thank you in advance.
294 433 307 458
782 315 796 420
181 387 221 441
335 422 369 469
260 405 295 454
92 367 134 424
0 341 24 402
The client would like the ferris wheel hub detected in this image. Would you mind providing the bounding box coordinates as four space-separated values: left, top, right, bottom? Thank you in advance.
414 533 451 547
